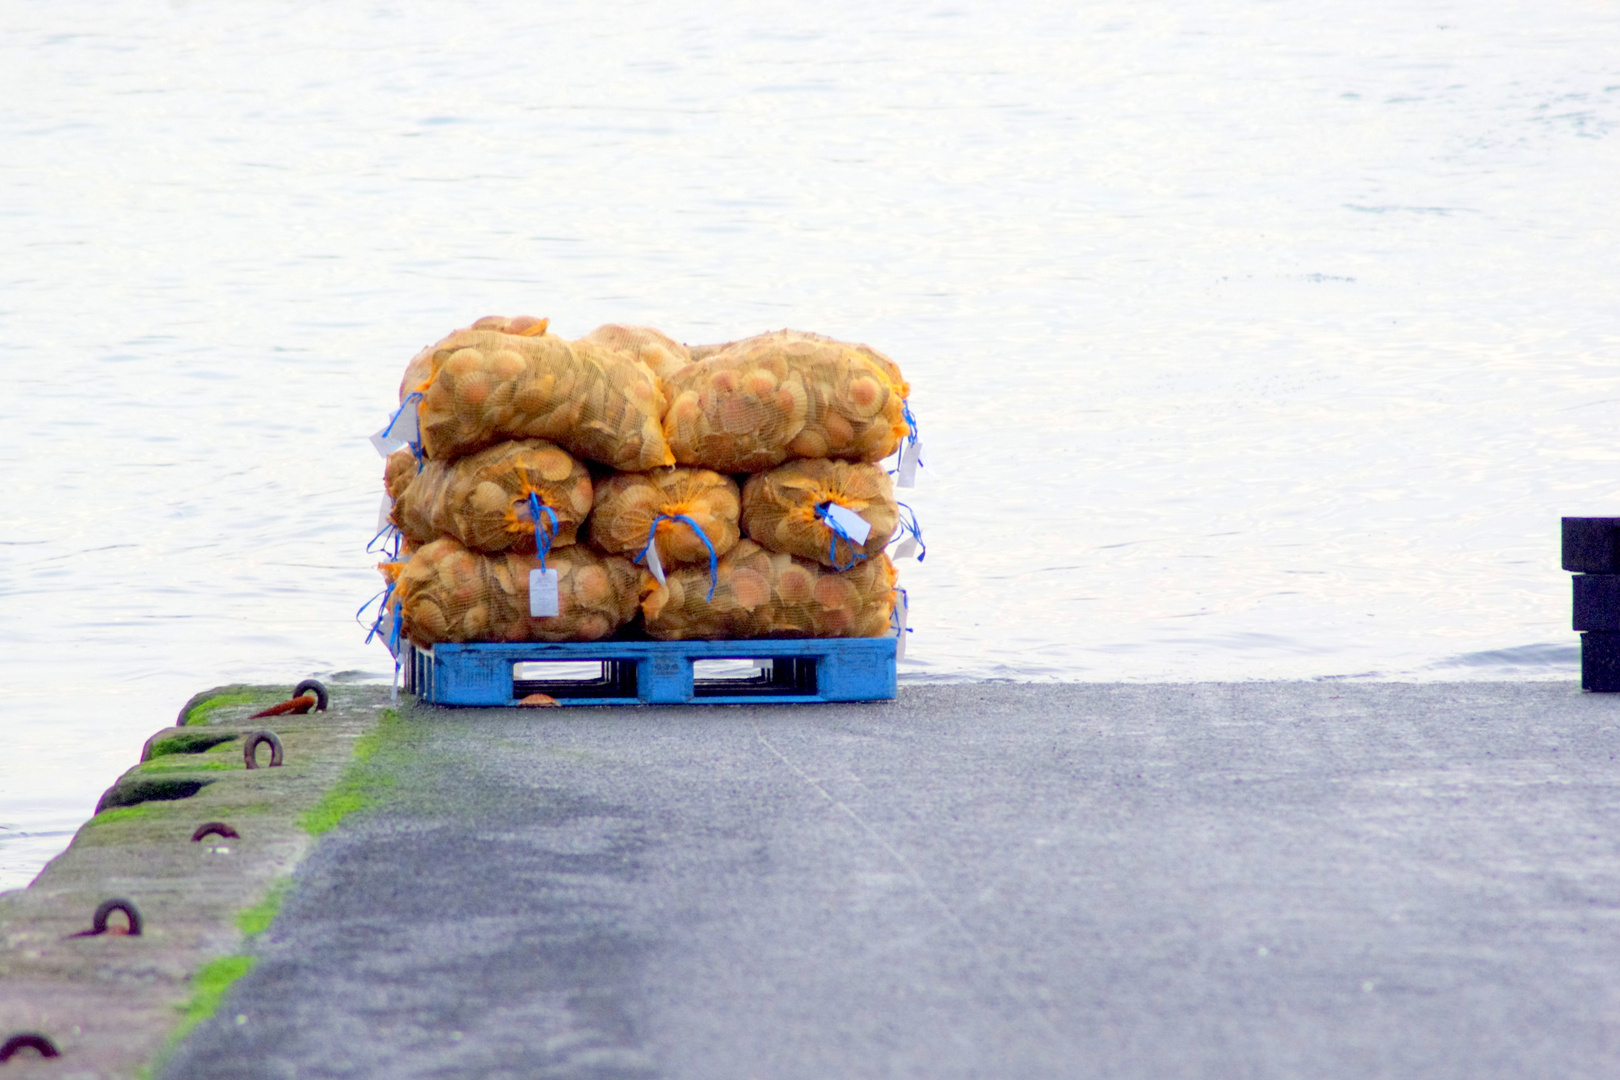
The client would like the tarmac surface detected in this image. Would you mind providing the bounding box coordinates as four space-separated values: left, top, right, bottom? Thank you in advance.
162 682 1620 1079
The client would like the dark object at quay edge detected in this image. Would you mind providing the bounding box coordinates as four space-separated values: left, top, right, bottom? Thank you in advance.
243 731 284 769
0 1032 61 1062
70 898 143 938
1562 517 1620 573
293 678 329 711
1580 632 1620 692
1563 519 1620 691
191 822 240 843
1572 574 1620 631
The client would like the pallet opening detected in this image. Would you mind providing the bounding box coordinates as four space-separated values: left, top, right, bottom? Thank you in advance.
512 659 637 700
692 657 818 698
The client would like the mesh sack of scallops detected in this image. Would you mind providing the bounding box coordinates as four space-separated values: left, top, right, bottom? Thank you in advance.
402 316 674 471
579 324 693 382
739 459 898 570
384 448 418 502
640 539 896 641
385 536 640 645
661 330 909 473
587 467 740 573
391 439 593 555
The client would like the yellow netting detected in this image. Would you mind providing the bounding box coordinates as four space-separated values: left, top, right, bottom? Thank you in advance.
685 329 909 398
579 324 692 382
740 459 897 569
384 448 418 502
662 330 908 472
641 539 895 640
391 439 593 554
400 316 550 403
588 467 741 567
389 536 640 645
409 321 673 470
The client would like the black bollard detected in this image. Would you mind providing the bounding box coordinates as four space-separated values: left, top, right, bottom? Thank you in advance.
1563 517 1620 691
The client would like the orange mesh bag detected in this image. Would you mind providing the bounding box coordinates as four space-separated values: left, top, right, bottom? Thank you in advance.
579 324 692 382
406 316 673 470
391 439 593 555
662 330 909 472
390 536 639 645
689 329 909 398
384 448 418 501
399 316 550 403
641 539 895 640
588 468 741 570
740 460 898 570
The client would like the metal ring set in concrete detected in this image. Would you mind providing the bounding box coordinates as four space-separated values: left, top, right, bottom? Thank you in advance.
0 1032 61 1062
243 730 284 769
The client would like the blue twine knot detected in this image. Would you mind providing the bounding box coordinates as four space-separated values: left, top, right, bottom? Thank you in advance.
527 492 559 572
815 502 870 572
636 513 719 601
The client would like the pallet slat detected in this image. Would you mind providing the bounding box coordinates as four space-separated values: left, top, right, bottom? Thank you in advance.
404 637 897 707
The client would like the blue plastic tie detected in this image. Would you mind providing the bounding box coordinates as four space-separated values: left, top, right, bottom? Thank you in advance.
367 522 401 560
815 502 869 572
893 501 927 562
384 392 426 462
527 493 559 572
358 582 394 641
636 513 719 601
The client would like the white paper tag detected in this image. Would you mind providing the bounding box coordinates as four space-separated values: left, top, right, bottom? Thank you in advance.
370 428 405 457
894 537 918 561
897 438 925 488
893 590 909 661
377 495 394 531
529 568 560 617
643 542 667 585
823 503 873 545
387 400 420 445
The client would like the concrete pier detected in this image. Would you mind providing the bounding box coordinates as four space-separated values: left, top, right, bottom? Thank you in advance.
135 681 1620 1079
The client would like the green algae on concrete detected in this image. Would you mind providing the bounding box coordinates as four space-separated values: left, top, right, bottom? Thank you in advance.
143 732 239 761
140 874 297 1079
298 707 404 836
0 682 394 1079
177 689 262 727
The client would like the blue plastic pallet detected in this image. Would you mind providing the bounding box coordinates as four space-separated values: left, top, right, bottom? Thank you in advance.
403 636 897 707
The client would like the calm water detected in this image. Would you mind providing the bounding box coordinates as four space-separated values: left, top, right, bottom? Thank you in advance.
3 0 1618 888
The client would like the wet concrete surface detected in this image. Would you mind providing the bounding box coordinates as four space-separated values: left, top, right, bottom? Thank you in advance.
162 682 1620 1079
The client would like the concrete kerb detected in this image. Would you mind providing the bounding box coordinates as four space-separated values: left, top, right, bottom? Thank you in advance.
0 683 393 1079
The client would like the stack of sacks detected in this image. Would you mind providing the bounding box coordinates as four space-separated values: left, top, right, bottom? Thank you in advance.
640 330 908 641
377 319 912 647
379 316 662 645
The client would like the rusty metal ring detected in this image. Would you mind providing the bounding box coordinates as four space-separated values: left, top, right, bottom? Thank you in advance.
191 822 240 843
293 679 329 711
0 1033 61 1061
88 898 142 937
243 730 284 769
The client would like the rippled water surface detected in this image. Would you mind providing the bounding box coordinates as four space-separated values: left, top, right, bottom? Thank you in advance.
3 0 1618 887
